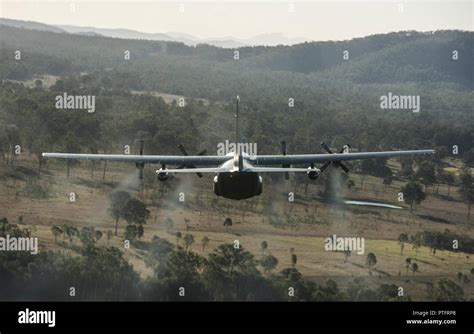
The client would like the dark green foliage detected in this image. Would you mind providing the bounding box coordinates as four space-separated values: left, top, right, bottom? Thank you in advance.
260 254 278 274
361 158 392 178
122 197 150 225
0 220 465 301
0 27 472 169
430 278 464 301
400 180 426 212
0 220 140 300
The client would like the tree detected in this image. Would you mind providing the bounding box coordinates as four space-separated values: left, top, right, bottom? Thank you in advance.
95 230 103 242
146 236 174 267
164 217 174 231
462 148 474 165
383 175 393 187
123 198 150 226
260 254 278 274
415 161 436 192
399 233 408 255
405 257 412 274
122 198 149 239
360 158 392 178
150 249 208 301
411 234 422 259
176 231 182 245
124 225 138 241
430 278 464 301
400 180 426 212
223 217 233 232
183 234 194 252
439 171 455 197
106 230 113 246
62 224 76 244
291 254 297 269
401 158 414 178
51 225 62 242
0 218 8 236
261 241 268 255
137 224 144 239
346 179 355 189
201 236 210 252
366 252 377 270
410 262 419 277
343 250 351 263
108 191 131 236
79 226 97 247
458 169 474 221
206 244 257 277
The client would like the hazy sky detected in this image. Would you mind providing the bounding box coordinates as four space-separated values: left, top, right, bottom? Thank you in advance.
1 1 472 41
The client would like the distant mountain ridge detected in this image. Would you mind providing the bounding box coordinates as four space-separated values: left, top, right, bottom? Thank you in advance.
0 18 66 33
0 19 472 89
57 25 308 47
0 18 307 47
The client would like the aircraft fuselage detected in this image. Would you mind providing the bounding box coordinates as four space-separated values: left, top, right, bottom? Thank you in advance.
213 152 263 200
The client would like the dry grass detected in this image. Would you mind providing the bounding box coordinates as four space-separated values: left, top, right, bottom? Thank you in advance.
1 156 473 299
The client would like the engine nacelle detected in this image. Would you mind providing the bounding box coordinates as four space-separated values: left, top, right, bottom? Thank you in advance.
307 167 320 180
157 168 169 181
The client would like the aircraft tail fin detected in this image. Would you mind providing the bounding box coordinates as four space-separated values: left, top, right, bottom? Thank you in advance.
235 95 240 145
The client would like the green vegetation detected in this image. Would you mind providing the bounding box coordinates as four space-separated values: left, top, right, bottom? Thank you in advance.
0 25 472 302
400 180 426 212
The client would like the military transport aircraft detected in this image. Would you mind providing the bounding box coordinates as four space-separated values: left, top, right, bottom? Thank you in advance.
43 97 434 200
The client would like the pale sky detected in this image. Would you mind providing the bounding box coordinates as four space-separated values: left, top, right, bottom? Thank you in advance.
0 1 472 41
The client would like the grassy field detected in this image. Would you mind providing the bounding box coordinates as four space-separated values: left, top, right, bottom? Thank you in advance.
1 155 473 300
6 75 60 89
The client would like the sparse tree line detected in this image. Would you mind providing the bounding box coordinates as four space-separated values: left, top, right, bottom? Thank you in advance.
398 162 473 219
0 217 470 301
0 75 472 222
398 230 474 255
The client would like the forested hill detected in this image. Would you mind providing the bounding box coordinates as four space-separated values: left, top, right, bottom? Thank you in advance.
0 24 472 158
242 31 472 85
0 25 472 89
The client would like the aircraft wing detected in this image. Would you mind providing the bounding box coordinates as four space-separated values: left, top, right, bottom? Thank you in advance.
42 153 231 166
254 149 434 165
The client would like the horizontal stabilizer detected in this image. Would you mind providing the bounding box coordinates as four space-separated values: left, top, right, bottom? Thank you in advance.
243 167 318 173
157 167 230 174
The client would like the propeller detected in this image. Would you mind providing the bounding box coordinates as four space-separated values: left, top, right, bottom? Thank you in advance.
178 144 207 178
320 142 350 173
307 162 320 180
281 141 290 180
135 140 145 180
157 163 169 181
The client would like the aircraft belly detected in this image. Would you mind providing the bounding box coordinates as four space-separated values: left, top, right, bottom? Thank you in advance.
214 172 261 200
